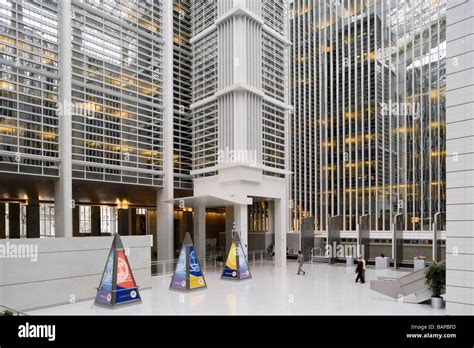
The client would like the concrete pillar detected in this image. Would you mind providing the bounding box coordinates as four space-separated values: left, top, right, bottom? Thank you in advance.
8 203 20 239
234 203 248 254
72 206 80 237
231 14 249 154
55 0 73 238
156 0 174 261
91 206 101 236
26 200 40 238
118 209 130 236
268 200 275 255
193 205 206 260
179 210 193 244
225 205 234 254
157 193 174 260
446 0 474 315
274 198 288 267
147 209 157 256
0 203 5 239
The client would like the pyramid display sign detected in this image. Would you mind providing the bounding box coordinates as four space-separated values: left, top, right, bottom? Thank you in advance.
221 232 251 280
95 234 141 307
170 232 207 291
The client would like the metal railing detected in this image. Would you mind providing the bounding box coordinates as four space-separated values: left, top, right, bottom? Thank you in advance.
151 250 268 276
0 305 27 316
151 256 218 276
310 247 328 262
247 250 266 263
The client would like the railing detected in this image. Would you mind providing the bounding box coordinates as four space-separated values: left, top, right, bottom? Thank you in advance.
310 247 327 262
151 256 218 276
0 305 27 316
247 250 266 264
151 250 268 276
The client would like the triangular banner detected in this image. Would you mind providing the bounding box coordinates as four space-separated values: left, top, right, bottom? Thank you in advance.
170 232 207 291
95 234 141 307
221 232 251 280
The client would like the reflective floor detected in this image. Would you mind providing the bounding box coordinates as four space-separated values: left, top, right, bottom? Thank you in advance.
27 261 446 315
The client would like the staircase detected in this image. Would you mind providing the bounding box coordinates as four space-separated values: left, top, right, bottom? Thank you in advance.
370 262 445 303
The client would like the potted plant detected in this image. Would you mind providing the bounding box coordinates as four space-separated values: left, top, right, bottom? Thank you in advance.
425 262 446 308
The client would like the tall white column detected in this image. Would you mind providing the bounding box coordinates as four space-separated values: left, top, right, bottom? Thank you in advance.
193 205 206 260
156 0 174 261
55 0 73 238
274 198 288 266
445 0 474 315
234 204 248 253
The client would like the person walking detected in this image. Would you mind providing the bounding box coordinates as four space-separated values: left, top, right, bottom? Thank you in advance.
297 250 306 275
355 257 365 283
361 256 367 283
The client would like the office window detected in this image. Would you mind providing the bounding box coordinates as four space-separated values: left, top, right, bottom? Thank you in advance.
39 204 55 237
100 206 117 234
79 206 91 234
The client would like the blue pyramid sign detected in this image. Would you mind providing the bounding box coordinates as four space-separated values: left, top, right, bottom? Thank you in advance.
170 233 207 291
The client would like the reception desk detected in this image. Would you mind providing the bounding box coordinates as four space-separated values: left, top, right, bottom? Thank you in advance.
414 258 426 271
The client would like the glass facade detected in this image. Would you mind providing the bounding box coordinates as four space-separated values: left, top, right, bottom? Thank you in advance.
70 0 164 186
0 0 165 186
0 0 60 176
290 0 446 234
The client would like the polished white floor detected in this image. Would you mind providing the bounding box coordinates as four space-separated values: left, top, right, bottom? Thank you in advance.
27 261 445 315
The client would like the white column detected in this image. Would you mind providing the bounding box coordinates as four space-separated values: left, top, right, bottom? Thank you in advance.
446 0 474 315
156 0 174 261
225 205 234 254
232 15 248 154
55 0 73 238
274 198 288 267
232 15 247 86
234 204 248 253
193 205 206 260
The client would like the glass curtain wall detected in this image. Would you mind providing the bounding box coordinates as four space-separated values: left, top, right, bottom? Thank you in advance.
290 0 446 233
